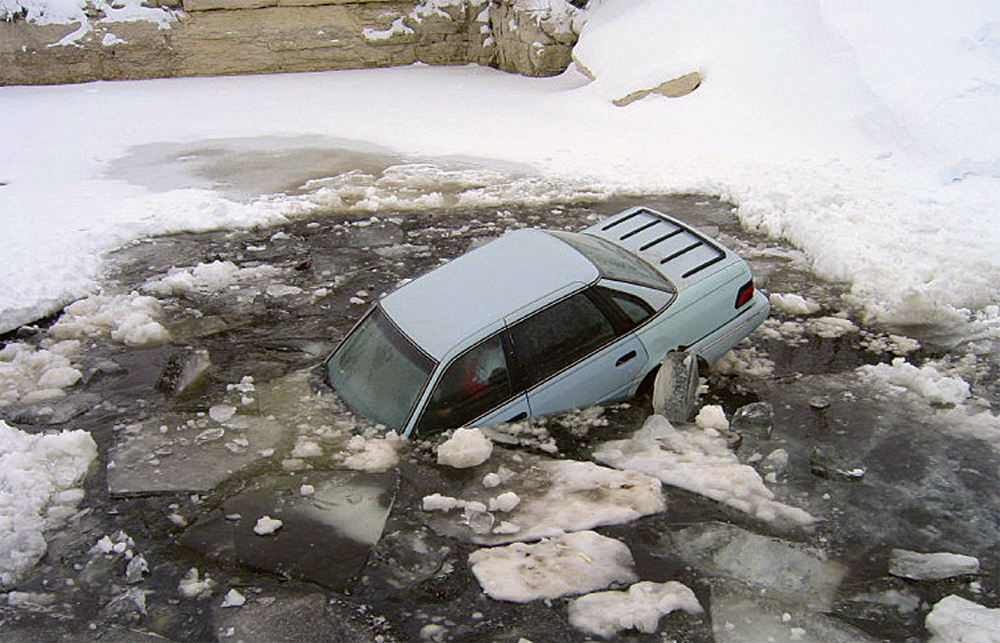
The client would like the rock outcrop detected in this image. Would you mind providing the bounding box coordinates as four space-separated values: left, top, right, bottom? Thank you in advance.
0 0 581 85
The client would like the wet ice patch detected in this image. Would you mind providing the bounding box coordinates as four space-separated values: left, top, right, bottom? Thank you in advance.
468 531 637 603
594 414 815 526
50 293 169 346
568 581 703 639
0 340 82 407
0 420 97 588
670 522 845 610
859 358 971 405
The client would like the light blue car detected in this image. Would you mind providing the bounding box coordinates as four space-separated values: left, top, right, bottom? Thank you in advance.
324 206 769 436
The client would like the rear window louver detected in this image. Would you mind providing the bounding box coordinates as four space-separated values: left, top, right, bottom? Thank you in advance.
599 208 727 281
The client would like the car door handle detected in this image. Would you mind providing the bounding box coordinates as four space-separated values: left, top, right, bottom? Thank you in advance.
616 350 637 367
508 412 528 422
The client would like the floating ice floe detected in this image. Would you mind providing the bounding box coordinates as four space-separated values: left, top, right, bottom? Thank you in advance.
594 414 816 526
568 581 703 639
888 549 980 581
423 451 664 545
468 531 637 603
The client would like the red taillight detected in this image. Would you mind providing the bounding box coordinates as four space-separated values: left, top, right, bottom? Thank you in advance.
735 280 755 308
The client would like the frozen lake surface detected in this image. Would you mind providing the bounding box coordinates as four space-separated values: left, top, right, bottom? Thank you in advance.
1 191 997 642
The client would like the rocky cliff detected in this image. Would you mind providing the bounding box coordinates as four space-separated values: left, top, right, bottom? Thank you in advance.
0 0 582 85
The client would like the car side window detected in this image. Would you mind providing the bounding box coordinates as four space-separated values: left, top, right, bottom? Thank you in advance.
417 334 512 433
599 286 655 328
510 292 616 388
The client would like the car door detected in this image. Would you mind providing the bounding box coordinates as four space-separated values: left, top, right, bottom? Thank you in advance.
412 332 529 435
508 289 647 417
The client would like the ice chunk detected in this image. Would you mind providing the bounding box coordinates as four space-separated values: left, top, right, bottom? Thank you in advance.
209 405 237 423
888 549 980 581
0 341 82 408
179 567 215 599
468 531 637 602
770 293 821 316
695 405 729 431
652 351 699 423
51 293 170 346
595 415 815 526
0 421 97 588
926 595 1000 643
221 589 246 608
156 348 212 397
859 358 971 405
568 581 703 639
340 433 402 472
253 516 283 536
489 492 520 513
437 428 493 468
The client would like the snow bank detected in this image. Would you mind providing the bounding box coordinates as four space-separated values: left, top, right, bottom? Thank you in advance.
859 358 971 406
567 581 703 639
926 595 1000 643
0 420 97 588
595 414 815 526
468 530 636 602
0 340 82 408
50 293 170 347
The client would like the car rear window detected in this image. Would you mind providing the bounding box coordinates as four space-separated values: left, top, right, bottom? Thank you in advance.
548 230 674 292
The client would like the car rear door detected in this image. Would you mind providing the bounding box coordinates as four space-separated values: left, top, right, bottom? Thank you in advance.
507 289 647 417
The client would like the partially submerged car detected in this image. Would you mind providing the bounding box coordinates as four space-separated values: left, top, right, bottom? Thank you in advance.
324 206 769 437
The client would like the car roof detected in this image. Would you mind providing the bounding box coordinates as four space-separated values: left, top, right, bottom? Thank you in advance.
380 228 599 360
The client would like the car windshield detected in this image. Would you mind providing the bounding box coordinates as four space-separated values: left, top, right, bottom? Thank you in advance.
326 306 435 431
548 230 674 292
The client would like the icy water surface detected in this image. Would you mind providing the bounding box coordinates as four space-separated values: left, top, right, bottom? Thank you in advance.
1 194 997 642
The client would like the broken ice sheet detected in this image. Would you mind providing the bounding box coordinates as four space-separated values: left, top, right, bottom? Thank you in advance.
667 522 846 611
594 414 816 527
421 448 664 545
712 590 880 643
107 414 284 495
181 470 395 590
